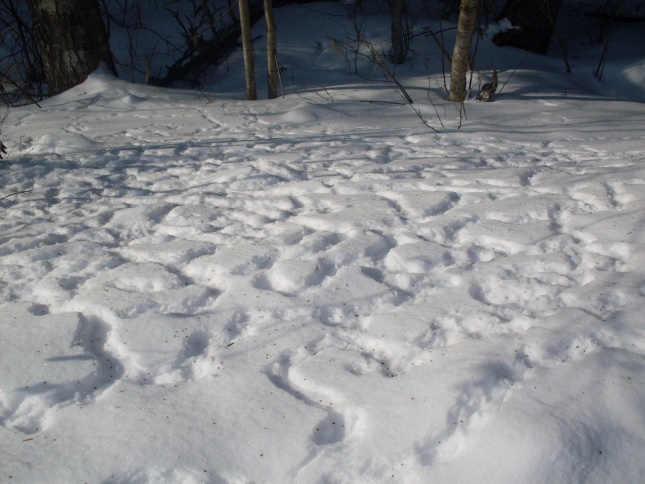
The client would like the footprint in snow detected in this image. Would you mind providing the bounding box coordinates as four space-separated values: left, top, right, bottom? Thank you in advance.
265 338 366 448
0 303 122 434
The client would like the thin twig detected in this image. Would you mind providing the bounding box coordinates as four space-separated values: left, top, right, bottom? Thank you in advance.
1 189 32 201
427 23 454 94
359 100 406 105
498 51 531 95
426 81 445 128
359 39 440 132
276 55 285 99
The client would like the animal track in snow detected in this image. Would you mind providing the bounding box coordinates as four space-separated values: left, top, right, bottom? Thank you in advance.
2 75 644 483
68 261 221 320
253 257 338 295
0 302 122 434
266 338 366 448
106 313 222 385
417 359 520 465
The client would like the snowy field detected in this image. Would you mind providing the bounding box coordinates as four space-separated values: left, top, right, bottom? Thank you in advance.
1 2 645 483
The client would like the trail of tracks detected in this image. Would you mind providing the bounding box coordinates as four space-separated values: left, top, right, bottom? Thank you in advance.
1 87 644 481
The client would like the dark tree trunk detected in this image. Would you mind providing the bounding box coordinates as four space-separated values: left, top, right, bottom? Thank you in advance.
449 0 479 103
148 1 267 88
493 0 562 54
239 0 257 100
26 0 116 95
264 0 278 99
391 0 405 64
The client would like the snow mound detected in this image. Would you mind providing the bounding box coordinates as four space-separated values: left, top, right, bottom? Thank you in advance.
31 133 98 155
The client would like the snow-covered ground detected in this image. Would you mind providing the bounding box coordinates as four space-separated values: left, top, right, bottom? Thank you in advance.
1 2 645 482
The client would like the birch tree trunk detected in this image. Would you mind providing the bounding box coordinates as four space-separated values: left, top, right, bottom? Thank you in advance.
26 0 116 95
264 0 278 99
239 0 257 100
449 0 478 103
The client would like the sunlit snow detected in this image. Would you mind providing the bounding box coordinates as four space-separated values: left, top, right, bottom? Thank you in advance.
1 2 645 483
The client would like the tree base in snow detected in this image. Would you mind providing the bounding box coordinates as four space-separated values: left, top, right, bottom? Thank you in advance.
477 70 498 102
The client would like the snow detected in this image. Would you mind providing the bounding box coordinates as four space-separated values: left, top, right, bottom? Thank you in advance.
2 2 645 482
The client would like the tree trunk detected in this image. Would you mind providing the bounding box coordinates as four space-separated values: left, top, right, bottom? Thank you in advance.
449 0 478 103
493 0 562 54
391 0 405 64
264 0 278 99
239 0 257 100
26 0 116 95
